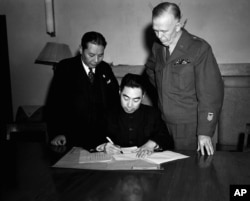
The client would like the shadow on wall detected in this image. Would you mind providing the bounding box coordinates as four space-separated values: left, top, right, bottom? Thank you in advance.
142 23 156 59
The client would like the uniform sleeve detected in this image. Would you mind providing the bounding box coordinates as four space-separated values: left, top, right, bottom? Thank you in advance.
195 45 224 137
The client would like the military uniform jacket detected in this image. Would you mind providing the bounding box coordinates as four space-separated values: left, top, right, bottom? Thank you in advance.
146 29 224 137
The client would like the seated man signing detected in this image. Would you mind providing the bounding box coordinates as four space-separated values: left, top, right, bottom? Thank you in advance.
98 73 172 158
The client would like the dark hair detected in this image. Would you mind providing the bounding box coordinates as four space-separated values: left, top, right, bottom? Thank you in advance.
152 2 181 20
120 73 145 94
81 31 107 50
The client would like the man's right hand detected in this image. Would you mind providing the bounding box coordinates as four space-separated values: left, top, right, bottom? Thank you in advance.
104 142 122 154
51 135 66 146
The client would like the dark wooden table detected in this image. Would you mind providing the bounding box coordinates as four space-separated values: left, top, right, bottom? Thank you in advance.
1 141 250 201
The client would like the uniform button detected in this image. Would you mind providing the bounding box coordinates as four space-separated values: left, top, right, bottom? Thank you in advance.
129 128 133 131
129 141 133 145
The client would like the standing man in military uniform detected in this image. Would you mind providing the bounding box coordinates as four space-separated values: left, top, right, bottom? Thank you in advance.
145 2 224 155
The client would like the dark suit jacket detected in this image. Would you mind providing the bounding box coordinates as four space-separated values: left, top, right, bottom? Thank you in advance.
105 104 173 150
45 55 119 150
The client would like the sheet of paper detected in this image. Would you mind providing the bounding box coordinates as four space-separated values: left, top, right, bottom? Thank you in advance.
144 151 189 164
112 153 138 161
79 150 113 163
54 147 188 170
112 151 189 164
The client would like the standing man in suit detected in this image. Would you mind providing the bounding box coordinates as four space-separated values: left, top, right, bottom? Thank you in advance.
45 31 120 151
97 73 172 158
145 2 224 155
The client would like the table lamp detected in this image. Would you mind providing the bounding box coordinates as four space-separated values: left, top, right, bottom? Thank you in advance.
35 42 72 71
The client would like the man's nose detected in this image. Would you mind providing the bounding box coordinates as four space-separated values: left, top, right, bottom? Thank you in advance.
127 100 133 108
94 56 99 63
158 31 164 39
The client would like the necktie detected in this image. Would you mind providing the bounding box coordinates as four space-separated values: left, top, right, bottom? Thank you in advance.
165 46 170 59
88 67 94 83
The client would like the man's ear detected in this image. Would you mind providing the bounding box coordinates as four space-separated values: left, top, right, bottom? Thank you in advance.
176 22 182 32
79 45 83 54
142 93 145 100
177 18 187 30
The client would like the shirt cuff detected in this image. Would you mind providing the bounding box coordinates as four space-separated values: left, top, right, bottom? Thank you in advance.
96 143 106 152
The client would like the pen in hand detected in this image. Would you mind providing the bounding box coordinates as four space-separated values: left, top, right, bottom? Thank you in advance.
106 137 123 154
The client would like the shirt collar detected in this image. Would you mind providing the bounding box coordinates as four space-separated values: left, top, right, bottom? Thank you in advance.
81 59 95 74
169 29 183 54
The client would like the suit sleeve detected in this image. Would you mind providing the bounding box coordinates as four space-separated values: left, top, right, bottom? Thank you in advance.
45 61 70 140
104 64 120 109
195 45 224 137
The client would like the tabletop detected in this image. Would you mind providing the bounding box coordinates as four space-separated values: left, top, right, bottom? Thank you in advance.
1 141 250 201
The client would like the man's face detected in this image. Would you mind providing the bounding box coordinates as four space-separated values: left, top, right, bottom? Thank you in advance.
81 42 104 69
153 12 181 47
120 86 144 114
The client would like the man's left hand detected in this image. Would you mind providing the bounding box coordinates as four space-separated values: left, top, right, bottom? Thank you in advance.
135 140 156 158
197 135 214 155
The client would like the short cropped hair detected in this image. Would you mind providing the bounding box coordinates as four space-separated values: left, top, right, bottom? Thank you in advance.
152 2 181 20
120 73 145 94
81 31 107 50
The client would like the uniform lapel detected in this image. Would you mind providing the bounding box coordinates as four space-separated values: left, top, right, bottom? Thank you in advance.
167 29 192 65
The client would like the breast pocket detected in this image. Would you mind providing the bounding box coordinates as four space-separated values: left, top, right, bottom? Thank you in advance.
171 64 195 91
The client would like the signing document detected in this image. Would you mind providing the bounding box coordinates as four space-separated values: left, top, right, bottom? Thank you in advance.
79 147 188 165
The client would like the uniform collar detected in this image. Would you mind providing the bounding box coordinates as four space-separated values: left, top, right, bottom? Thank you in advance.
120 105 142 118
166 28 193 64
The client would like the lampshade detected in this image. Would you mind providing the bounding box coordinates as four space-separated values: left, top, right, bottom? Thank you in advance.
35 42 72 65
